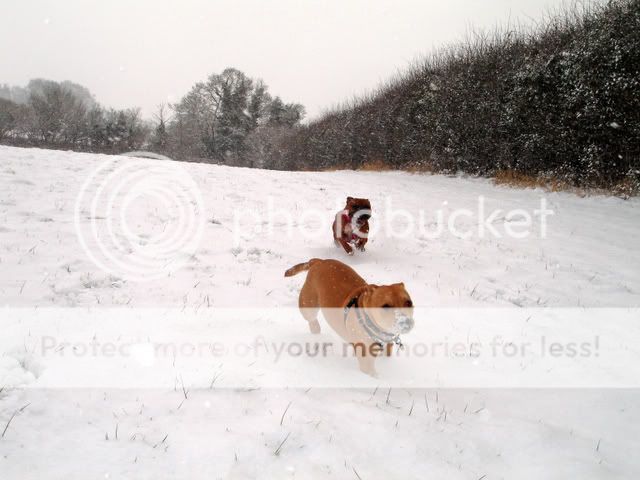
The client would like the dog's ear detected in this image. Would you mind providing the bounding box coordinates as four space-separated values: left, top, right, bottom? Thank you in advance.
348 285 377 307
360 285 379 304
346 196 354 204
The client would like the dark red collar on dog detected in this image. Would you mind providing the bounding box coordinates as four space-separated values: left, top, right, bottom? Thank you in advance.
345 296 358 311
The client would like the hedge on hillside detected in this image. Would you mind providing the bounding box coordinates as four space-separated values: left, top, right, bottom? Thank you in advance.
271 0 639 190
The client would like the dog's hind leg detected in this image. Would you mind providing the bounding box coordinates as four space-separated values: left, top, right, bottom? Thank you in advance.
299 283 321 334
301 308 321 334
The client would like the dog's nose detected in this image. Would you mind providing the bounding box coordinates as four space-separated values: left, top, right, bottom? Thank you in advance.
395 312 415 333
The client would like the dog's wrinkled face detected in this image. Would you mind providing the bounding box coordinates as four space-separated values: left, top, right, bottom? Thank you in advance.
346 196 372 222
362 283 415 334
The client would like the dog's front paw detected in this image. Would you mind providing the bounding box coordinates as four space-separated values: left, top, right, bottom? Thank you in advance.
358 363 378 377
361 367 378 378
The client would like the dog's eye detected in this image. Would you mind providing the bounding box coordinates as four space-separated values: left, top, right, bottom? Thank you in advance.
405 300 413 307
382 304 391 309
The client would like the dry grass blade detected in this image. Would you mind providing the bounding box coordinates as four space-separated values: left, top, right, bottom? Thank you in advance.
280 401 292 426
274 432 291 456
2 403 30 439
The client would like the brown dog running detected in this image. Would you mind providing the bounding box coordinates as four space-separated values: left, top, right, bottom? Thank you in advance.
332 197 371 255
285 258 414 376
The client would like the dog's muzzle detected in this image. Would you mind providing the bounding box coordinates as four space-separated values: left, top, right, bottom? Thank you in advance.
352 210 371 222
394 311 415 334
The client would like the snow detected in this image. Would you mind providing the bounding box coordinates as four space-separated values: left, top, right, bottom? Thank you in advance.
1 145 639 478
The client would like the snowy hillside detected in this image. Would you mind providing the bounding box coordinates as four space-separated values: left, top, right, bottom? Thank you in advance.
1 146 639 479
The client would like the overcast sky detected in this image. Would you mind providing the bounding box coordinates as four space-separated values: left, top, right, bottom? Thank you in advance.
1 0 567 120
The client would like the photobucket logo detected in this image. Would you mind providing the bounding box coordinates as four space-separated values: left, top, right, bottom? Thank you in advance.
74 154 205 282
233 196 554 244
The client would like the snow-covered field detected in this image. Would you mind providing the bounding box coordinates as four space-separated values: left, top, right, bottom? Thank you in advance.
1 145 640 478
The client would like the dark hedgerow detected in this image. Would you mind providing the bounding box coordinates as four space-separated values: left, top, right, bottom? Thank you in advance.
272 0 640 192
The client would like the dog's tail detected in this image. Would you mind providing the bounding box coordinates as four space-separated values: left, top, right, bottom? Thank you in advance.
284 259 320 277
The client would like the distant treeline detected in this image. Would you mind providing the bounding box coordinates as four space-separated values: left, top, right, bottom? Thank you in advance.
266 0 639 191
0 79 148 154
0 69 304 165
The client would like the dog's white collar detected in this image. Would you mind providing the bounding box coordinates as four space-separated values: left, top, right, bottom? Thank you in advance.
344 296 403 347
